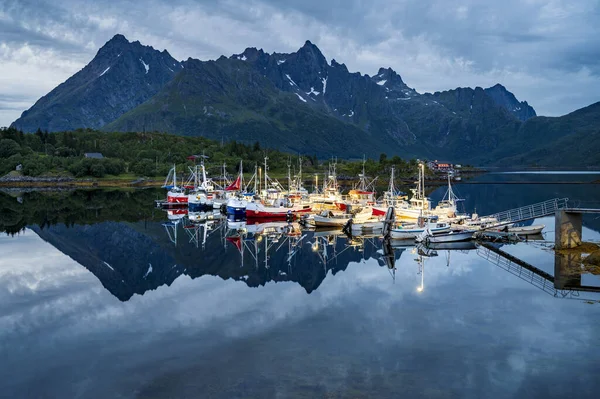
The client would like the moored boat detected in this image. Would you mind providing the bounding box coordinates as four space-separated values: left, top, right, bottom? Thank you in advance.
418 229 475 243
245 200 312 219
495 224 545 235
312 207 373 227
390 215 450 239
163 165 188 204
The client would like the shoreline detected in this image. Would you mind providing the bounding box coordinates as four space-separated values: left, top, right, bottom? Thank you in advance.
0 177 163 189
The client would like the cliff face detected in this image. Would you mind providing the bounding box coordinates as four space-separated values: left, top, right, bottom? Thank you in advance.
12 34 182 133
484 84 536 121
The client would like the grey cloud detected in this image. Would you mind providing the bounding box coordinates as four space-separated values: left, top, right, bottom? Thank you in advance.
0 0 599 125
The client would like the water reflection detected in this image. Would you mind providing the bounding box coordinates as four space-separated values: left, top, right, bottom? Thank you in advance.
2 184 600 398
2 187 600 303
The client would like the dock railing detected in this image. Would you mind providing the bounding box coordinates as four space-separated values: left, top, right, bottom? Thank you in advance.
482 197 569 229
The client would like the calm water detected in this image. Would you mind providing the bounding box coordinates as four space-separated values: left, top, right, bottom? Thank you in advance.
1 174 600 398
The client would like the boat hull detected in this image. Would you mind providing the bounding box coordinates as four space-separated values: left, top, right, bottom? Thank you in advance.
246 203 312 219
189 201 212 212
390 225 450 239
167 192 188 204
425 230 474 243
506 224 545 235
351 221 384 232
313 215 349 227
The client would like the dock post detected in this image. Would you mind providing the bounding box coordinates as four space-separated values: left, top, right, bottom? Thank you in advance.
554 252 582 290
555 210 582 250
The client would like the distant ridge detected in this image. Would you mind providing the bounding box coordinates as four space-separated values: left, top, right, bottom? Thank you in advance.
11 34 600 166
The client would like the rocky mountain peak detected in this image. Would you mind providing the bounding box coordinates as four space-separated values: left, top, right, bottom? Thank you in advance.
232 47 266 63
330 59 348 72
484 83 536 121
11 34 182 133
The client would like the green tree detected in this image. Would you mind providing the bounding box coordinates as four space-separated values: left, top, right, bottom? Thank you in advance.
0 139 21 158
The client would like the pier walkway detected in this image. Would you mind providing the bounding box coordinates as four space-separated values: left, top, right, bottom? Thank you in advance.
481 198 569 229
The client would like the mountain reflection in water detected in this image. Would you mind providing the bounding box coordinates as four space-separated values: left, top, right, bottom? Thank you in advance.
0 187 597 303
2 180 600 399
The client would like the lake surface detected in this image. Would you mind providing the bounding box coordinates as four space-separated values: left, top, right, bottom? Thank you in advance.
1 173 600 398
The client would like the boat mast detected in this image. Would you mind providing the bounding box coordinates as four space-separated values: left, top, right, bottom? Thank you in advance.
264 156 268 194
201 158 208 189
298 156 303 191
421 163 425 202
253 164 258 194
287 158 291 195
173 164 177 188
388 165 395 200
359 155 367 190
239 160 244 193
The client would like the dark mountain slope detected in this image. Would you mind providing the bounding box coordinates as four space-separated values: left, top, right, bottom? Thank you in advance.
493 102 600 166
105 57 391 158
484 84 536 121
11 34 182 133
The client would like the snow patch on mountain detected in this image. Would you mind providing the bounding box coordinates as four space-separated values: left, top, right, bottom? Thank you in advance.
295 93 307 102
321 77 327 94
99 67 110 77
307 87 320 96
144 263 153 278
103 261 114 271
140 58 149 74
286 74 298 87
376 79 387 86
277 59 286 65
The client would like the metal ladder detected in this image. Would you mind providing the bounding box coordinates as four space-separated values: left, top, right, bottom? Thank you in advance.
481 197 569 229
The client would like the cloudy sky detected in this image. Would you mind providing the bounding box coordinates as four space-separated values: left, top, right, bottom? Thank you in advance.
1 0 599 127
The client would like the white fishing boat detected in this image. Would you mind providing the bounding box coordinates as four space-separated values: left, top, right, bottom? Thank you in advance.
431 173 464 219
188 157 215 210
286 157 310 204
495 224 545 235
309 161 343 208
163 164 188 204
390 215 450 239
396 163 433 219
417 228 475 244
312 207 373 228
372 166 409 217
350 219 384 232
336 157 377 211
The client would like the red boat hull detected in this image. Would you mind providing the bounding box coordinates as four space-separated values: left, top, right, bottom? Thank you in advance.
372 207 386 217
167 195 188 204
246 207 312 219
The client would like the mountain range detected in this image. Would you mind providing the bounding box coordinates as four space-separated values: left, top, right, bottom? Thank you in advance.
11 34 599 166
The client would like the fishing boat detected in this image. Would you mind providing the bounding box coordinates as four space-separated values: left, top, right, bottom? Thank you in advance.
396 163 432 219
494 224 545 235
336 158 377 211
312 207 373 228
390 215 450 239
350 219 384 233
309 161 343 209
163 165 187 204
286 157 310 204
225 161 249 217
245 199 312 219
431 173 463 219
417 228 475 244
188 159 216 211
372 166 408 216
